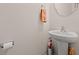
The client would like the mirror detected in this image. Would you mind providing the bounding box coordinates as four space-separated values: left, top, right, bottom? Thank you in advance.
54 3 78 16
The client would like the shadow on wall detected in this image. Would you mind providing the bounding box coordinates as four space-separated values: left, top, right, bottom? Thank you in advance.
0 48 11 55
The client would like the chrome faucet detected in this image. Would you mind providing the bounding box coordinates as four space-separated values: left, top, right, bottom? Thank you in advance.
60 26 66 32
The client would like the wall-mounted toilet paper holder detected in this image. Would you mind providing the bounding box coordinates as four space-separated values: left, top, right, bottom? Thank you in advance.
0 41 14 48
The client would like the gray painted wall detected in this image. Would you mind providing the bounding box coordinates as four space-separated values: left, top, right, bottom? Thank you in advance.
0 3 49 55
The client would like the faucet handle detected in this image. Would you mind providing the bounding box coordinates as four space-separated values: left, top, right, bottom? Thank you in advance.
60 26 66 32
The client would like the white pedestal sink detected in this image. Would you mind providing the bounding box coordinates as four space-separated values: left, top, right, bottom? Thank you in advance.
48 30 78 55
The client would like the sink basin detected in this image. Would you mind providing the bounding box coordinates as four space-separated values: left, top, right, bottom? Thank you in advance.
48 30 78 43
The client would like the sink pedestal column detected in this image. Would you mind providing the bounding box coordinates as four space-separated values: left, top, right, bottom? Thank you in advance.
55 39 68 55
